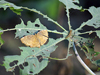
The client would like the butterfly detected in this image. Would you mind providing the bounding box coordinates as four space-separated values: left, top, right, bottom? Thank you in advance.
20 30 48 48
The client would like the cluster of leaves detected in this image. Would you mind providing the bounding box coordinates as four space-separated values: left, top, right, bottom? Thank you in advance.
0 0 100 75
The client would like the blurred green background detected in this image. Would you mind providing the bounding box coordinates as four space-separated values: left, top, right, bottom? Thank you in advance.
0 0 100 75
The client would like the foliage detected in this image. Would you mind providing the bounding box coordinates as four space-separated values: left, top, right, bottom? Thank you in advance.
0 27 4 47
0 0 100 75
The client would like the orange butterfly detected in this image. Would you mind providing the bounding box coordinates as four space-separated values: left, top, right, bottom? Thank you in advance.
20 30 48 48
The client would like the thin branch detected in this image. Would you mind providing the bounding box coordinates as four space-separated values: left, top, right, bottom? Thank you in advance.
45 56 67 61
0 27 67 35
73 42 96 75
22 7 68 32
0 28 16 32
66 9 72 30
77 30 100 35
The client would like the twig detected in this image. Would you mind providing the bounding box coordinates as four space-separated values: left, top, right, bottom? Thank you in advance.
22 7 68 32
73 42 96 75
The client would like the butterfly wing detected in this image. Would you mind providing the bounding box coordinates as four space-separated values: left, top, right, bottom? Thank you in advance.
37 30 48 45
20 35 40 48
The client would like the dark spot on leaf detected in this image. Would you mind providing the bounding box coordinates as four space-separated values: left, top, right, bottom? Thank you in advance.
13 60 18 64
32 50 34 52
81 38 83 40
9 60 18 68
27 31 29 33
9 61 16 67
79 41 81 44
37 55 43 62
71 43 72 45
42 52 45 55
93 24 96 26
23 62 28 66
30 71 33 73
19 64 24 69
35 24 40 27
45 50 49 51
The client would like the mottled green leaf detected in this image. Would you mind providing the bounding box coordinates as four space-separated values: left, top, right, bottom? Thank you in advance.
86 6 100 28
3 16 66 75
2 37 64 74
0 0 10 10
72 35 92 47
15 18 47 38
19 43 58 75
0 27 4 47
79 38 100 66
76 6 100 31
9 7 23 15
0 0 22 15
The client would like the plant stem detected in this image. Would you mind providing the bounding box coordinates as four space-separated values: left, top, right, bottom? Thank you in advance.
46 57 67 60
0 28 16 32
77 30 100 35
0 28 67 35
66 9 72 30
73 42 96 75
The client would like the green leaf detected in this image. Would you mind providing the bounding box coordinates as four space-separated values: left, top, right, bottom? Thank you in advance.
73 30 100 66
79 38 100 66
72 35 92 47
2 37 65 74
20 58 48 75
15 18 47 38
0 27 4 47
9 7 23 15
2 16 67 74
87 6 100 28
76 6 100 31
19 43 58 75
0 0 10 10
0 0 22 13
